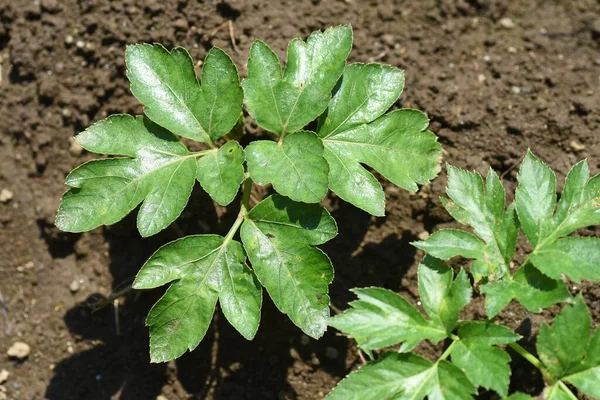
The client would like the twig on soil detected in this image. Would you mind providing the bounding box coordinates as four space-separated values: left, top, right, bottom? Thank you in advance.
90 283 133 312
228 20 240 54
500 160 520 179
210 20 240 54
0 289 12 335
210 21 229 37
198 313 220 399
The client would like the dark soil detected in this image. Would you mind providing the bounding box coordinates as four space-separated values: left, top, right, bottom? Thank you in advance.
1 0 599 399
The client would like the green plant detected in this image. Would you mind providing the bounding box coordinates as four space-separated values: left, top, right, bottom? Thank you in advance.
327 152 600 399
55 25 442 362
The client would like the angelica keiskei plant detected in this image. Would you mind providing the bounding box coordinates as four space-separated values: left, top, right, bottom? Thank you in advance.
327 152 600 399
55 25 443 362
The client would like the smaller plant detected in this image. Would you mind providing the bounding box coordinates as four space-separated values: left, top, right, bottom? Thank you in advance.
327 152 600 399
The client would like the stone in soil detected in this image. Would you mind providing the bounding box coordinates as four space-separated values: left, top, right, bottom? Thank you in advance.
7 342 30 360
0 189 13 203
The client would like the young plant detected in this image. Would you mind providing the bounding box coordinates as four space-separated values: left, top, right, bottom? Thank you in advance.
55 25 442 362
327 152 600 399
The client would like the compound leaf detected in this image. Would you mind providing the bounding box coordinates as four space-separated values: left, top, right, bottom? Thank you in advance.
451 322 520 396
321 108 441 216
417 256 472 333
126 45 242 144
240 195 337 338
56 115 197 237
245 131 329 203
537 296 591 379
563 328 600 398
514 153 600 282
196 141 245 206
427 166 519 280
328 287 447 353
481 263 570 317
326 353 476 400
243 25 353 135
133 235 262 362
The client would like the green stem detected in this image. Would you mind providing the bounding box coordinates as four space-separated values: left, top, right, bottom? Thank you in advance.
241 177 253 214
438 340 457 362
508 342 543 370
190 148 217 158
557 381 578 400
223 177 254 244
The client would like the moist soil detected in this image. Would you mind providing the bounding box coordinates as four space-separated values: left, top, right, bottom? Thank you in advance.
0 0 599 399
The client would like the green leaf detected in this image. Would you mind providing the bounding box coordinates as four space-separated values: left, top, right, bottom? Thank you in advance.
451 322 520 396
196 141 245 206
243 25 353 135
537 296 591 378
328 287 447 353
314 63 407 215
318 63 405 138
515 151 557 247
412 229 485 260
517 153 600 247
563 328 600 398
240 195 337 338
56 115 197 237
245 131 329 203
432 166 518 280
194 47 244 141
126 45 242 143
529 237 600 283
133 235 262 362
417 256 472 333
543 385 574 400
512 153 600 283
481 263 571 317
321 108 441 216
326 353 476 400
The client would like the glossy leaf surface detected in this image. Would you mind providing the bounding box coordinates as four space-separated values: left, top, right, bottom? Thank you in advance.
56 115 197 237
241 195 337 338
134 235 262 362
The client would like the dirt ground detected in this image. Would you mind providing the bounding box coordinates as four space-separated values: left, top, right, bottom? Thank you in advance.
0 0 599 399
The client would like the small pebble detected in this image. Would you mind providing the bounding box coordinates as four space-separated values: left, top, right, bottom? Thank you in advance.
499 17 516 29
65 35 74 45
173 18 188 31
569 140 585 152
482 55 491 63
157 396 169 400
0 189 13 203
511 86 521 94
0 369 8 384
325 346 339 360
508 46 517 53
7 342 30 360
69 279 80 293
477 73 486 83
76 40 85 49
380 34 395 47
417 231 430 240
